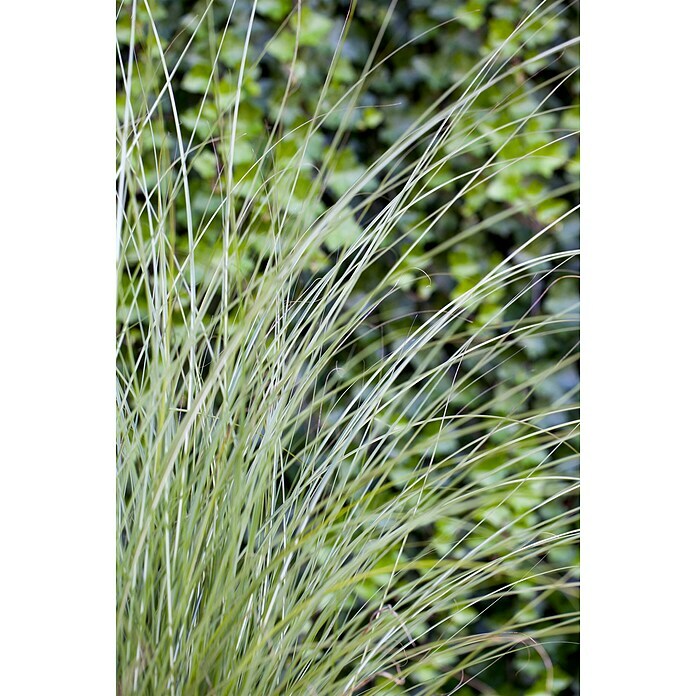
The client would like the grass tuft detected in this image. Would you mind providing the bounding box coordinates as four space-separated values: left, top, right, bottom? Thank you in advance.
117 1 579 693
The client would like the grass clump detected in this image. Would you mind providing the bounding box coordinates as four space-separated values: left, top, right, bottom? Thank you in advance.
117 0 579 693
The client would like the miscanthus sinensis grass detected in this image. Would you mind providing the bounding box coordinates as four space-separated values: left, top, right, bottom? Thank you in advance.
117 1 578 692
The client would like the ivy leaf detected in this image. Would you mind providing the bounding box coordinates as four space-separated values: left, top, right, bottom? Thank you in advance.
324 214 362 252
191 149 218 179
291 7 333 46
256 0 292 21
181 64 212 94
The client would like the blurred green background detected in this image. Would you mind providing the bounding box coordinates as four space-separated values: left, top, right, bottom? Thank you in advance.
117 0 579 692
